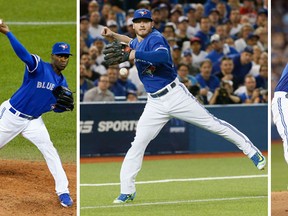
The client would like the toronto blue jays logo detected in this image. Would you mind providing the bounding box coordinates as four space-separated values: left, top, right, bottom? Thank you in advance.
139 10 148 17
143 65 156 77
59 44 68 50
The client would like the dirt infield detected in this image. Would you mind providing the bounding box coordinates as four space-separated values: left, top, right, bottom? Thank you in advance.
0 160 76 216
272 191 288 216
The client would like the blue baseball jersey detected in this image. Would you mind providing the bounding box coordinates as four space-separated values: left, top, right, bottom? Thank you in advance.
129 29 177 93
10 54 68 117
275 63 288 92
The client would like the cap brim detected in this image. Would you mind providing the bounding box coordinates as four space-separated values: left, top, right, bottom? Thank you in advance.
132 17 153 22
53 52 73 56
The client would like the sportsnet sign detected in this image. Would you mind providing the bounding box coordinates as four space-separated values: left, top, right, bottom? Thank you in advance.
80 103 189 156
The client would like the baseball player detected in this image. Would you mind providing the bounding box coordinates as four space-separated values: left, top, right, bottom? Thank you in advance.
272 64 288 165
101 9 266 204
0 20 74 207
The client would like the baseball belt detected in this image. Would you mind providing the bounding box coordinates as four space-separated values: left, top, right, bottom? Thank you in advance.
9 107 38 120
150 82 176 98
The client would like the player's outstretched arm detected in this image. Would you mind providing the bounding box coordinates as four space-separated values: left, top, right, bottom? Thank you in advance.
101 27 132 45
0 19 36 71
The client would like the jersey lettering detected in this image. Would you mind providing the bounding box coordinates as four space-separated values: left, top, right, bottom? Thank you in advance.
37 81 55 90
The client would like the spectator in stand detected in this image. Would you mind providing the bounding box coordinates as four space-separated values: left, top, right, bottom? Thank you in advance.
88 45 106 76
240 0 257 24
229 9 242 37
216 1 229 21
227 0 241 10
91 37 105 65
80 64 95 102
107 20 118 34
126 90 138 102
88 11 104 39
80 52 100 81
85 0 100 19
208 8 221 34
170 7 183 24
254 26 268 51
206 34 238 72
177 63 198 86
124 18 136 38
151 7 165 33
80 15 94 48
209 80 241 105
235 74 261 104
186 5 200 39
176 16 190 49
231 46 254 89
255 64 268 89
171 45 182 69
118 67 138 96
83 74 115 102
159 3 170 23
162 22 177 40
190 37 208 68
195 17 213 51
196 59 220 103
215 56 234 84
245 33 260 50
195 4 205 22
234 23 254 52
107 65 126 97
204 0 221 16
181 49 200 76
99 3 112 26
254 8 268 29
215 23 229 39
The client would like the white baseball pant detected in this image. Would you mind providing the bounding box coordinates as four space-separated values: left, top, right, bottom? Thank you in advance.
272 91 288 164
120 78 261 194
0 100 69 195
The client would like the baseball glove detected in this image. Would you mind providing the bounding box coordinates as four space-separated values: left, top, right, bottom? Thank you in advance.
103 41 130 66
52 86 74 111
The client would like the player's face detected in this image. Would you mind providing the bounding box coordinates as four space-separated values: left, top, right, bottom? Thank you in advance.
133 19 153 38
51 54 70 72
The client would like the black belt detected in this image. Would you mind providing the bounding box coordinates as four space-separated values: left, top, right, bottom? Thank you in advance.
150 82 176 98
9 107 37 120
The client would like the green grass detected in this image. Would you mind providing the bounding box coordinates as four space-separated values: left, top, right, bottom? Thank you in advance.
80 157 268 216
0 0 76 163
271 142 288 191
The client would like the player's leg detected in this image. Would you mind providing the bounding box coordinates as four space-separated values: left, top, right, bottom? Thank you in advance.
272 96 288 164
116 100 170 200
21 117 72 206
0 100 28 148
170 84 265 167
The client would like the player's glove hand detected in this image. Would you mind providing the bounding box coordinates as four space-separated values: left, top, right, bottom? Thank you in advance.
52 86 74 112
103 41 130 66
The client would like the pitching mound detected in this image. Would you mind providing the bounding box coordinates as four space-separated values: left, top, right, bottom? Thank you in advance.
0 160 76 216
272 191 288 215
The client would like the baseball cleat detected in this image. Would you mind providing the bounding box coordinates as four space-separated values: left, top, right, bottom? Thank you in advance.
59 193 73 207
113 192 136 204
250 151 266 170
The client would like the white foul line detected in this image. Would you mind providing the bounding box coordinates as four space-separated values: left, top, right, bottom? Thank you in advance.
6 21 76 25
80 174 267 187
81 195 267 209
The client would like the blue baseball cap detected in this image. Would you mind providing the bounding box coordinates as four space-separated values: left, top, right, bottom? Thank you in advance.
52 42 72 55
132 9 153 22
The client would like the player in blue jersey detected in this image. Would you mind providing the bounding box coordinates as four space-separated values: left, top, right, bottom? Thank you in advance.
0 21 73 207
272 64 288 165
101 9 266 204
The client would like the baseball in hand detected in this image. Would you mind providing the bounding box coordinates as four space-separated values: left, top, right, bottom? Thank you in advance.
119 68 128 76
0 19 2 25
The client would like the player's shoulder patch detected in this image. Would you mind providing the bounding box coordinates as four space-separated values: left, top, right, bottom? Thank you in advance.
27 54 40 73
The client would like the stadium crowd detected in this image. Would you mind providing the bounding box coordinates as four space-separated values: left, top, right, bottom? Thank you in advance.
80 0 268 104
